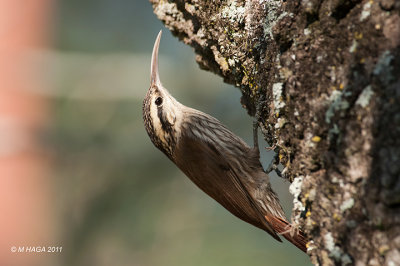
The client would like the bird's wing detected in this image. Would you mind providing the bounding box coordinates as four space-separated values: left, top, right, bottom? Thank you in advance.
174 132 281 241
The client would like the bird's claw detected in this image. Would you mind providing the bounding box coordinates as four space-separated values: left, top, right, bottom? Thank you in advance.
265 152 283 178
279 222 301 237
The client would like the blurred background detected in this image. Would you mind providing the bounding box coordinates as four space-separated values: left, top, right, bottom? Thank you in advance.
0 1 311 265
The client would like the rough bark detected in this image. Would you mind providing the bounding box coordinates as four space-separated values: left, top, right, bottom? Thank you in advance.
149 0 400 265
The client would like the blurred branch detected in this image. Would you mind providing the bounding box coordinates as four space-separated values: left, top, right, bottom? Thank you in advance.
0 1 53 265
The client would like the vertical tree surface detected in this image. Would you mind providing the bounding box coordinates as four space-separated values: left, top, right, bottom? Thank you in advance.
150 1 400 265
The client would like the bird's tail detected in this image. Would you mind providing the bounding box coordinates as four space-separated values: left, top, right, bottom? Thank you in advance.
265 215 307 253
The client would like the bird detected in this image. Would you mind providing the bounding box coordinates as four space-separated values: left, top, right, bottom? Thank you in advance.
142 30 307 253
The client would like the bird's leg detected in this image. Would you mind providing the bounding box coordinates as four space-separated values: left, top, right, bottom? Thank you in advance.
253 120 259 149
266 152 283 178
265 143 277 151
253 93 283 178
254 119 282 178
253 92 265 149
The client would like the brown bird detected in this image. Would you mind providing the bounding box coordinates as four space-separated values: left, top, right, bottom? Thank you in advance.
142 30 307 252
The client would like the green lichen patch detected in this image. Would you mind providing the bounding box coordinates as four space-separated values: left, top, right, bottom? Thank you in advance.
355 85 374 108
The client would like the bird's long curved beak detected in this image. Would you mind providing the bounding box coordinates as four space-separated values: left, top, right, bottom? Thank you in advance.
150 30 162 86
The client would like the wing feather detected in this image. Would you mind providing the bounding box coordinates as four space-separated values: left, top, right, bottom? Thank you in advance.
174 132 281 241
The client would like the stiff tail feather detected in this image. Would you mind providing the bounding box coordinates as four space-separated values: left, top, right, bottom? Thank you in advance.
265 215 307 253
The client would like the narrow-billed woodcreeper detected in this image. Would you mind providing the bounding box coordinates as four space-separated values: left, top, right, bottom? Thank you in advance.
143 31 306 252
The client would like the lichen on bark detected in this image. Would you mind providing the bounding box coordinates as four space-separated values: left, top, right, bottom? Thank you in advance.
150 0 400 265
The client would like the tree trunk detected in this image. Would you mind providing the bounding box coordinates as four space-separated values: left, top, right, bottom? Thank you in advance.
149 0 400 265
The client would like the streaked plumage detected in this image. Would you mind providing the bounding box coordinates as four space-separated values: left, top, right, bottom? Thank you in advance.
143 31 306 252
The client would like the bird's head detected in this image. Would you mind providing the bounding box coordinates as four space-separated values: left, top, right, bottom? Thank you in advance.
143 31 183 158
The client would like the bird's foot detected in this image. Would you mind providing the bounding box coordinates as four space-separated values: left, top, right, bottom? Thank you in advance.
280 222 301 237
265 152 283 178
264 143 277 151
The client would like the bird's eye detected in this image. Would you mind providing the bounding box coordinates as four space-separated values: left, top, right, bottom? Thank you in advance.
155 97 163 106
